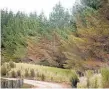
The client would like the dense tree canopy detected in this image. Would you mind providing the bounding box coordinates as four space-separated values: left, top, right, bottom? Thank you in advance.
1 0 109 70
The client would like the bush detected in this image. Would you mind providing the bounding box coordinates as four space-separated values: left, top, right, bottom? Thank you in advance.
39 60 50 66
85 70 94 88
25 69 29 78
10 70 17 78
5 63 11 70
93 77 98 88
17 70 21 77
90 76 99 88
101 68 109 88
9 61 16 68
51 76 53 81
30 69 35 77
1 66 7 76
1 63 12 77
85 70 94 77
36 71 41 80
36 71 43 80
70 70 79 88
41 73 45 81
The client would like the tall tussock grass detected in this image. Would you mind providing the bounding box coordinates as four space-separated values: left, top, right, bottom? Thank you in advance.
17 70 21 77
3 62 78 83
30 69 35 78
85 70 94 88
77 70 103 88
1 62 12 76
101 67 109 88
1 65 7 76
25 69 29 78
10 70 17 78
9 61 16 68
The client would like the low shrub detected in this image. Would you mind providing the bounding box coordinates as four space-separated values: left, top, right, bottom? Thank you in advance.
36 71 40 78
10 70 17 78
1 66 7 76
5 63 11 70
30 69 35 77
51 76 53 81
9 61 16 68
1 63 11 76
70 70 79 88
85 70 94 77
41 73 45 81
25 69 29 78
101 68 109 88
93 77 98 88
39 59 50 66
85 70 94 88
17 70 21 77
90 76 99 88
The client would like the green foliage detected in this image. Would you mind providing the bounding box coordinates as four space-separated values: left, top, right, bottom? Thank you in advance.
49 2 71 29
1 0 109 76
1 10 27 62
101 68 109 88
70 70 79 87
14 45 26 58
85 70 94 77
81 0 103 10
60 2 109 70
61 35 86 70
1 2 74 64
38 60 50 66
85 70 94 88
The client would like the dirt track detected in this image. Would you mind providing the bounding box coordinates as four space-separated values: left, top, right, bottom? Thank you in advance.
2 78 68 88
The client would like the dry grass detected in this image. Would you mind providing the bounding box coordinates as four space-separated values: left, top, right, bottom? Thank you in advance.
77 73 103 88
7 63 78 83
89 74 102 88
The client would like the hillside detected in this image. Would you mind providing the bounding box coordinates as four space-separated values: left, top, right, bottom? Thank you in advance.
1 0 109 88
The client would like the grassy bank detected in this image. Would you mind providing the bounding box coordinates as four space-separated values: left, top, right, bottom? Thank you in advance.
1 62 78 83
1 62 109 88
